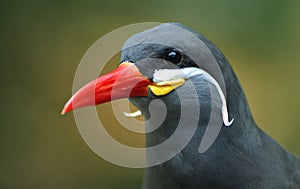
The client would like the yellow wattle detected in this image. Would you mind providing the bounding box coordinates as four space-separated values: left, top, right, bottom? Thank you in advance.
148 79 185 96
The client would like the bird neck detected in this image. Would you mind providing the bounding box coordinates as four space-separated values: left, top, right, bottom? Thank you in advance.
142 90 300 189
142 114 258 189
142 75 261 188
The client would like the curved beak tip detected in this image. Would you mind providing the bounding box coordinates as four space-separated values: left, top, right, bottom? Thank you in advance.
61 106 69 116
61 98 73 115
61 107 68 115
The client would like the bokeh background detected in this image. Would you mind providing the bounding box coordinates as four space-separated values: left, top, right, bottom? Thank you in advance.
1 0 300 188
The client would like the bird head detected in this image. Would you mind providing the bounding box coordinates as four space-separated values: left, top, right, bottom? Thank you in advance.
62 23 243 133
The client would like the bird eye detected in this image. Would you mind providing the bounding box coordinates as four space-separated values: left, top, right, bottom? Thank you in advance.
165 50 182 65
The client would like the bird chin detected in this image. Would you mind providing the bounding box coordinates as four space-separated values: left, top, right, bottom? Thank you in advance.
129 89 180 121
129 96 153 120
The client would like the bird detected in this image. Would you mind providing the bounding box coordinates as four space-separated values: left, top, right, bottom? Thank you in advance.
62 23 300 189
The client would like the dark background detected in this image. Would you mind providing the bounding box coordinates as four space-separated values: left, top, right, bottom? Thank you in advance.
1 0 300 188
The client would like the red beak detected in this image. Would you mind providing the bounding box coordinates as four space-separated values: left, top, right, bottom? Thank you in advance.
61 62 151 115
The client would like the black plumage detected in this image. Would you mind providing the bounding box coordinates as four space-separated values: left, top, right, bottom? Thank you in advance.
120 23 300 189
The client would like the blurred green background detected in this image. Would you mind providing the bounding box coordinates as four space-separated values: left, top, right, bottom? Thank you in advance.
1 0 300 188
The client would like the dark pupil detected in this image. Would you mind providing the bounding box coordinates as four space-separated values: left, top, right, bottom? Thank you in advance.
166 51 182 64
